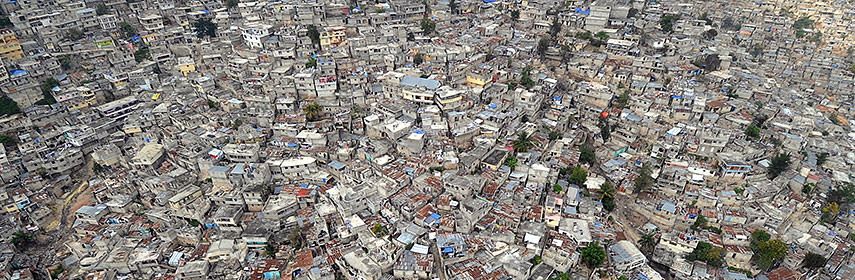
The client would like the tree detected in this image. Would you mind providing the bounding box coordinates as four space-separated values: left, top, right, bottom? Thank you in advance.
304 101 322 121
802 252 827 270
828 183 855 205
754 239 787 271
553 184 563 193
536 37 550 57
768 153 791 179
627 8 638 18
0 96 21 116
821 202 839 222
420 18 436 35
548 131 560 141
96 4 110 15
120 22 137 38
581 242 606 268
226 0 239 9
505 155 518 171
721 17 741 31
639 234 657 254
306 58 317 68
413 53 424 65
512 132 533 153
691 215 708 231
579 146 595 165
264 242 277 258
0 134 15 147
829 113 842 126
193 18 217 38
35 78 59 105
633 164 654 194
594 31 609 40
597 115 610 141
520 66 535 89
307 25 321 49
510 10 520 21
568 166 587 187
816 152 829 166
530 255 542 265
615 90 630 109
660 15 676 33
549 16 562 38
702 29 718 40
704 54 721 72
11 231 34 248
686 242 725 266
745 125 761 139
372 224 388 237
65 28 84 40
600 182 616 211
134 48 150 62
0 17 11 28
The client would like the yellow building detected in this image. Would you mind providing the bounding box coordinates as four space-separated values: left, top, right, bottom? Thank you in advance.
0 28 24 61
466 74 489 88
176 57 196 76
320 26 347 49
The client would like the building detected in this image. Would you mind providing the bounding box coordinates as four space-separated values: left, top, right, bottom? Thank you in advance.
610 240 646 271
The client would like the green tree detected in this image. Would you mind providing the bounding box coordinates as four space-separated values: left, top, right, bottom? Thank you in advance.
633 164 654 194
65 28 84 40
536 37 550 57
505 155 518 171
548 131 561 141
304 101 322 121
686 242 725 266
420 18 436 35
530 255 542 265
134 48 150 62
553 184 563 193
594 31 609 40
0 134 15 146
745 125 761 139
581 242 606 267
639 233 657 254
660 15 677 33
226 0 239 9
691 215 708 231
193 18 217 38
520 66 535 89
120 22 137 38
568 166 587 187
816 152 829 166
372 224 388 237
413 53 424 65
306 58 317 68
11 231 34 248
600 182 616 211
768 153 791 179
579 146 595 165
264 242 277 258
754 239 787 271
96 4 110 15
36 78 59 105
307 25 321 49
0 96 21 116
512 132 533 153
702 29 718 40
802 252 826 270
597 115 610 141
549 16 562 38
615 90 630 109
510 10 520 21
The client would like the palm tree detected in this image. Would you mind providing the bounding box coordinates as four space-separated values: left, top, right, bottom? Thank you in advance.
304 101 322 121
512 132 533 153
639 234 657 254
